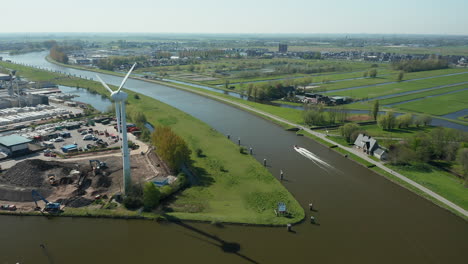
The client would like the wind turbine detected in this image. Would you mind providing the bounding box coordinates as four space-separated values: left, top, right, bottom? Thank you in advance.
96 63 136 194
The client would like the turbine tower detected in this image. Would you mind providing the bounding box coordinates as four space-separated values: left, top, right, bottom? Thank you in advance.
96 63 136 194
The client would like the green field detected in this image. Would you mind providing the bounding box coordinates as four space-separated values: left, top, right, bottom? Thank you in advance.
397 89 468 115
379 84 468 106
389 164 468 210
320 68 468 92
0 61 305 225
275 45 468 56
329 72 468 99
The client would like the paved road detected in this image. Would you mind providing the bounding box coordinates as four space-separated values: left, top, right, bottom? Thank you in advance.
146 79 468 218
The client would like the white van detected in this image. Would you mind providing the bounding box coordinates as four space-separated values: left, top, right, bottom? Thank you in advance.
43 141 55 148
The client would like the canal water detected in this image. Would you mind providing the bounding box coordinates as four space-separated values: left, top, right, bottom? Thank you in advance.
58 85 112 112
0 52 467 264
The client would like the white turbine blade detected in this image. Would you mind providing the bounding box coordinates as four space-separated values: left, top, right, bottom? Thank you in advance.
117 62 137 92
96 74 114 93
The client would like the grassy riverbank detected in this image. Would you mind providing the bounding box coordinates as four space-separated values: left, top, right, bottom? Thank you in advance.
297 130 468 220
21 58 467 220
0 60 304 225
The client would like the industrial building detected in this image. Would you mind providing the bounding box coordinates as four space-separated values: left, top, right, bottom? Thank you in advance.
0 105 70 126
279 44 288 53
0 134 32 156
0 73 12 81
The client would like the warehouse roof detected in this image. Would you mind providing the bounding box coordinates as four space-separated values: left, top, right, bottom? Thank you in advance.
0 134 32 147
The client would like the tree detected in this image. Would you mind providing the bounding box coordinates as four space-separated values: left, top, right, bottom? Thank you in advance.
457 148 468 186
378 111 396 130
188 65 195 72
421 115 432 126
396 113 412 128
224 79 230 89
369 69 378 78
337 107 349 123
397 71 404 82
303 109 325 125
372 100 379 121
409 132 434 162
328 108 338 124
362 71 368 78
151 126 191 172
143 182 161 211
388 143 416 165
340 123 359 143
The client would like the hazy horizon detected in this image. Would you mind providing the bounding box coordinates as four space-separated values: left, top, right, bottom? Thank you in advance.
1 0 467 35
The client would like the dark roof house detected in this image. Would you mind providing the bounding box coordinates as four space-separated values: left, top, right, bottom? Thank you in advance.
354 134 379 154
354 133 387 160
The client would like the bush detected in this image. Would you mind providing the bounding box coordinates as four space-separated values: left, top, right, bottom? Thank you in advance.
176 173 188 188
369 69 378 78
239 146 247 154
160 185 174 199
340 123 359 143
196 148 204 157
143 182 161 211
123 196 143 210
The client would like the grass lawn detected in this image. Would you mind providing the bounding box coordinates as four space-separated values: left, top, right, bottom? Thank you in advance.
396 89 468 115
389 164 468 211
2 61 305 225
358 124 435 139
127 93 304 224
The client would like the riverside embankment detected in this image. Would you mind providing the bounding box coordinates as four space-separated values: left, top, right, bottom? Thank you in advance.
0 51 466 264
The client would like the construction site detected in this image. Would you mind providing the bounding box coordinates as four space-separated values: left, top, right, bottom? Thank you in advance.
0 146 170 213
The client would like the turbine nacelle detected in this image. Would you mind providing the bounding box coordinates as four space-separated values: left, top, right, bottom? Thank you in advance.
111 90 128 101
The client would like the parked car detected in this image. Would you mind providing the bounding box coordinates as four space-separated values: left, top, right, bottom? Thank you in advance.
83 134 93 140
1 205 17 211
80 130 88 135
54 137 64 142
44 152 57 157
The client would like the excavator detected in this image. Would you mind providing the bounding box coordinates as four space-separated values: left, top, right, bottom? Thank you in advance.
89 160 107 171
31 190 61 213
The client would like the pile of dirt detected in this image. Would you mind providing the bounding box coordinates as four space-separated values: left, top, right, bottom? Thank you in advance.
93 175 112 188
60 197 94 208
0 159 77 188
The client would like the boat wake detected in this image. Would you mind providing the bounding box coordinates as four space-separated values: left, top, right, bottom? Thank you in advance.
294 146 339 173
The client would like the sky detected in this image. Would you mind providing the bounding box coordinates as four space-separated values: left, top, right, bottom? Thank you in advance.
1 0 467 35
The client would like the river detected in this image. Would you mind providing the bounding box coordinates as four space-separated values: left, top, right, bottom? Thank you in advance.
0 52 467 264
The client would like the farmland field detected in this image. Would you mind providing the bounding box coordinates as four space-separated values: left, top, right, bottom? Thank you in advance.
396 89 468 115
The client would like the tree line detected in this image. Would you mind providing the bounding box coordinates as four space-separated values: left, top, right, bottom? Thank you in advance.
378 112 432 130
49 45 69 64
303 104 349 126
151 126 191 172
96 55 147 71
392 58 449 72
388 127 468 175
